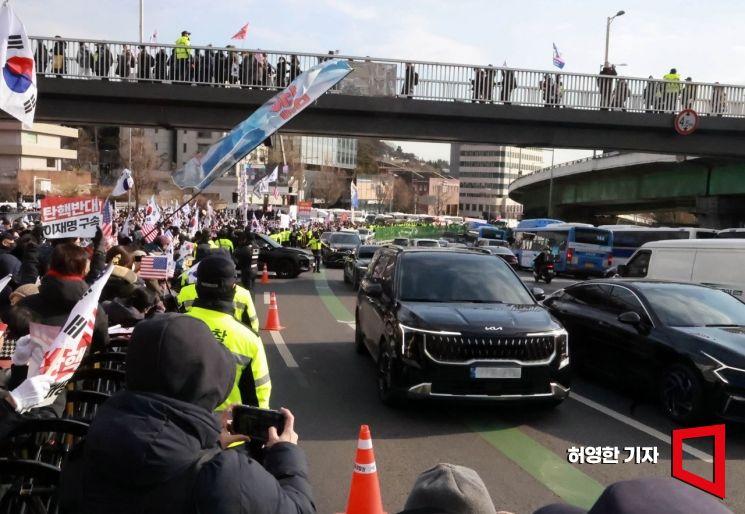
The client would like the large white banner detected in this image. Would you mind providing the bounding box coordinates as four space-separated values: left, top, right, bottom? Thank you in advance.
40 196 102 239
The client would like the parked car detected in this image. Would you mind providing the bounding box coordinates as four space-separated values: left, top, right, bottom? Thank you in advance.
543 279 745 424
322 231 361 267
392 238 409 247
477 238 510 248
618 239 745 300
357 228 374 243
249 233 312 278
409 239 441 248
482 246 519 268
344 245 379 288
356 247 569 406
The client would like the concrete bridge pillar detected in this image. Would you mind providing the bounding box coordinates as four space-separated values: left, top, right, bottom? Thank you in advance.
695 197 745 229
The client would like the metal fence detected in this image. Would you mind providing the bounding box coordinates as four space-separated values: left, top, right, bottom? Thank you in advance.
31 36 745 117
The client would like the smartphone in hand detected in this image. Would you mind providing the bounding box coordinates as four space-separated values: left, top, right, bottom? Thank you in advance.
231 405 285 441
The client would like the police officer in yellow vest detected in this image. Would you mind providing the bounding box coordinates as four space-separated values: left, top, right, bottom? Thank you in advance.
177 260 259 333
663 68 681 112
186 255 271 410
307 231 323 272
174 30 192 82
216 229 235 254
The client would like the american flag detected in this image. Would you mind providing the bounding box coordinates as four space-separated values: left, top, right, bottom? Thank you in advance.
139 256 169 280
100 200 113 239
141 224 159 243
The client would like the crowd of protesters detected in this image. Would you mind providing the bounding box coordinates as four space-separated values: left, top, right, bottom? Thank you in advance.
0 204 734 512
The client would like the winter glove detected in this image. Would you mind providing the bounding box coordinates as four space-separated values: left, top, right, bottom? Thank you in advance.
11 335 41 366
8 374 56 412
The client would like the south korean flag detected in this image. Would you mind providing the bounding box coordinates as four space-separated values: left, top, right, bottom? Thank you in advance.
0 5 36 127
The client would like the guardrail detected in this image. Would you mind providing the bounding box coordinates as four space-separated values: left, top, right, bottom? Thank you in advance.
31 36 745 117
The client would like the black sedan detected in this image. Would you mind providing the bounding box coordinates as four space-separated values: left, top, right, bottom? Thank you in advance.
543 279 745 424
249 233 313 278
481 246 519 268
343 245 378 288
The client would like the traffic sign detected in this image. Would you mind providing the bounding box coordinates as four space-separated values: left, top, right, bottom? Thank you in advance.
674 109 699 136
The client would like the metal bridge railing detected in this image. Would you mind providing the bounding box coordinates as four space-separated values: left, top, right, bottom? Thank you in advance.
31 36 745 118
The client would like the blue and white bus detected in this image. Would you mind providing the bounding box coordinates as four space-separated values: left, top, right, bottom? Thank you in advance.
599 225 718 265
513 222 613 276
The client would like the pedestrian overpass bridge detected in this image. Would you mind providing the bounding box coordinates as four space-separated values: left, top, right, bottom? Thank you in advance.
26 36 745 158
508 152 745 228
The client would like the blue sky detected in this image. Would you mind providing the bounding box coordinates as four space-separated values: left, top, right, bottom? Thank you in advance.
16 0 745 162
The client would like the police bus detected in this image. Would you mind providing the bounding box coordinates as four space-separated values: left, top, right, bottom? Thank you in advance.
513 220 613 276
599 225 718 265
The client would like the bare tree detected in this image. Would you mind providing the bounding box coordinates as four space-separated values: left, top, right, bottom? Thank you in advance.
119 127 162 209
374 176 393 213
311 167 347 207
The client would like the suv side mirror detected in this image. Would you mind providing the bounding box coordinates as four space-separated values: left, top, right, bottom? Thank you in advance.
616 264 628 277
618 311 641 325
531 287 546 301
362 282 383 298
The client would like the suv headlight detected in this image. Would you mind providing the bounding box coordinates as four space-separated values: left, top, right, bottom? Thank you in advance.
399 324 461 361
556 330 569 369
703 352 745 385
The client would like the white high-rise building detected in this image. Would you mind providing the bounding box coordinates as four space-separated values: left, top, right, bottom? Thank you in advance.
454 144 543 220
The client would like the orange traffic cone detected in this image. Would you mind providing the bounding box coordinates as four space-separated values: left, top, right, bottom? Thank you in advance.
261 264 270 284
262 292 284 331
337 425 386 514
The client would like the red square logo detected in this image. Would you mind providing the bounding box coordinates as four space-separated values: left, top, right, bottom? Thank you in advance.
671 424 726 498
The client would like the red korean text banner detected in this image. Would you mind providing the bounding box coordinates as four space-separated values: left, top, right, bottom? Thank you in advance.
40 196 102 239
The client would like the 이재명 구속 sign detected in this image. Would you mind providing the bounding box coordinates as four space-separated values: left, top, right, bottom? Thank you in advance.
40 196 102 239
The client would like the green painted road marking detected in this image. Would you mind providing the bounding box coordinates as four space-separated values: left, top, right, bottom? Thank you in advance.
311 271 604 508
467 418 604 509
313 270 354 323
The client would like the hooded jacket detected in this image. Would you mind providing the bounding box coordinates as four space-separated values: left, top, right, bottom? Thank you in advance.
12 274 109 354
102 298 144 328
59 314 315 514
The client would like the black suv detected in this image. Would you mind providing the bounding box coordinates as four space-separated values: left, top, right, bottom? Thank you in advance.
322 231 361 267
355 247 570 405
249 233 312 278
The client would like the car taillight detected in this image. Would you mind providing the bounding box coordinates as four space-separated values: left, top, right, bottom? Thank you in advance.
607 253 613 267
566 247 574 264
547 263 554 269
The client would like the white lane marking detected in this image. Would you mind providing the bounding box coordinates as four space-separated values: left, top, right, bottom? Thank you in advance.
263 292 270 305
269 330 300 368
339 320 355 328
571 393 713 463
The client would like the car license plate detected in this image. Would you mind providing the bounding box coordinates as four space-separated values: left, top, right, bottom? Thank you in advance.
584 263 595 268
471 367 521 379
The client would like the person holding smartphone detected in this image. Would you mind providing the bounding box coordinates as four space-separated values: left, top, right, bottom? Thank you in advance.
59 314 315 514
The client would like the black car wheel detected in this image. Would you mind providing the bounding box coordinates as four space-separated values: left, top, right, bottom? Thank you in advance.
275 259 297 278
544 277 552 284
354 311 365 354
378 340 405 407
343 268 351 284
659 363 705 424
353 271 360 290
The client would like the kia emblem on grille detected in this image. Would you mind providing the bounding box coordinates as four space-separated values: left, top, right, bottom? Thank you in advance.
484 326 503 331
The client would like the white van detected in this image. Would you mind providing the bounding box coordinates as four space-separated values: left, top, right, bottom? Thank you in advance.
619 239 745 298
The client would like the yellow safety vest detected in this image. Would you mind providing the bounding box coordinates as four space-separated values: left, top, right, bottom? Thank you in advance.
176 283 259 334
187 306 270 410
175 36 190 60
663 73 681 93
216 238 234 252
308 237 322 251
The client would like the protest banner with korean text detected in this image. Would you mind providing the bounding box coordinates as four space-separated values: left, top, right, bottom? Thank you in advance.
40 196 102 239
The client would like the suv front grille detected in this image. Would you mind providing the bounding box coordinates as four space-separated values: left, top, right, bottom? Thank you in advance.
425 334 555 363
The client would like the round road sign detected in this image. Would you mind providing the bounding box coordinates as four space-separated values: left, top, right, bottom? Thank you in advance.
674 109 699 136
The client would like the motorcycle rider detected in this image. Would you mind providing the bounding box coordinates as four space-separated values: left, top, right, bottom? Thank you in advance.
533 247 553 279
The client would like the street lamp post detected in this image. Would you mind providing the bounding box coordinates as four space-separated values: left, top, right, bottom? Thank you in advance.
604 10 625 68
547 149 556 218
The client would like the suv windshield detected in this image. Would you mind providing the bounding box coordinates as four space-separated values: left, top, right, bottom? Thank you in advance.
256 234 281 248
330 233 361 245
640 283 745 327
414 240 439 247
358 247 377 259
398 252 534 304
